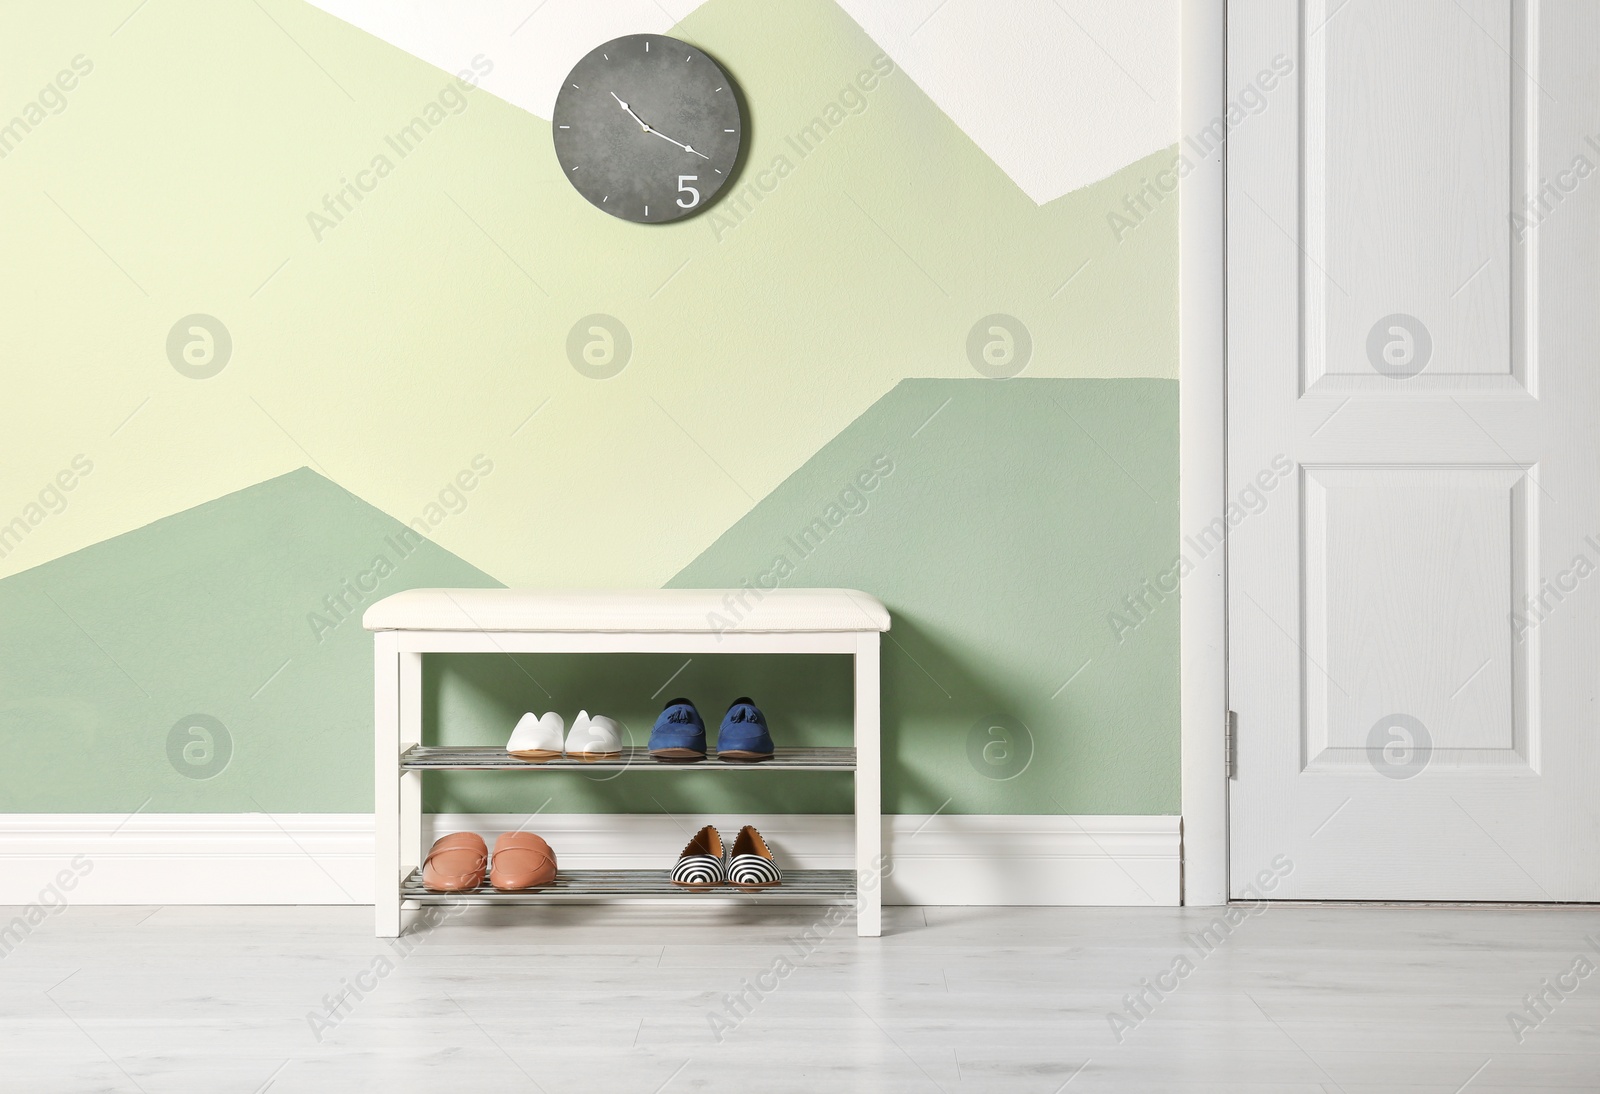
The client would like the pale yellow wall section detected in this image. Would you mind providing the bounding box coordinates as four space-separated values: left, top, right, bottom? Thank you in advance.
0 0 1178 586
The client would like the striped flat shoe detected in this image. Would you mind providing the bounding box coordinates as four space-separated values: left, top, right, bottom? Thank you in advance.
727 825 781 889
670 825 725 889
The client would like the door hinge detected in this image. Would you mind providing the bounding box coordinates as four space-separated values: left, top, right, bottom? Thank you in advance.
1225 710 1238 779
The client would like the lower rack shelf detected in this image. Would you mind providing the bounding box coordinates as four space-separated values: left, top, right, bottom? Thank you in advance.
400 868 857 903
400 745 855 772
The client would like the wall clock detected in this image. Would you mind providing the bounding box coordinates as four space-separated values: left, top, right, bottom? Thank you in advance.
552 34 743 224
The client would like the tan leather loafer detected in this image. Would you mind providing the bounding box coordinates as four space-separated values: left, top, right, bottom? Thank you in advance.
422 832 487 891
490 831 557 891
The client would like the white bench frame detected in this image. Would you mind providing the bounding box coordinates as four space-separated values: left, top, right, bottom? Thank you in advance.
373 627 883 937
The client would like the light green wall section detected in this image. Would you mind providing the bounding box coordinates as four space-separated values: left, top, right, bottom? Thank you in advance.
0 0 1177 591
0 0 1181 816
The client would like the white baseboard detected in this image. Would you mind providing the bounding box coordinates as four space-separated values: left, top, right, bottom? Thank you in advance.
0 813 1179 907
0 814 373 908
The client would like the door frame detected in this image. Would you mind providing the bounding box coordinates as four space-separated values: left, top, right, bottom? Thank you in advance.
1178 0 1229 905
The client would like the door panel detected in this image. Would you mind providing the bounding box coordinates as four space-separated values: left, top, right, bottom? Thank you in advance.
1306 0 1515 389
1302 466 1532 767
1228 0 1600 899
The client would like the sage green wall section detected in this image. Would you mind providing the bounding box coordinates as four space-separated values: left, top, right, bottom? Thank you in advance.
0 469 500 812
0 0 1177 591
422 377 1179 816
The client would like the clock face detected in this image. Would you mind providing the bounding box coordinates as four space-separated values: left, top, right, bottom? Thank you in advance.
552 35 743 224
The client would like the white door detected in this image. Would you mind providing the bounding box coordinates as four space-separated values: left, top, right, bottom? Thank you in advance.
1228 0 1600 900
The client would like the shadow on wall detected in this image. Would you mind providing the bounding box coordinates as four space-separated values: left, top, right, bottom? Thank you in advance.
422 650 859 816
418 617 986 818
430 377 1180 816
666 378 1180 816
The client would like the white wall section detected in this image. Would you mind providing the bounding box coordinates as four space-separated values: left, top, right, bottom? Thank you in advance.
303 0 1181 203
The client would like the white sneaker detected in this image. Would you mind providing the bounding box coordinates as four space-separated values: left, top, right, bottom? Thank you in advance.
506 711 564 762
565 710 622 760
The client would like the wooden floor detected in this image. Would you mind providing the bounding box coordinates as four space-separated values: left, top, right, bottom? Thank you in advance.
3 902 1599 1092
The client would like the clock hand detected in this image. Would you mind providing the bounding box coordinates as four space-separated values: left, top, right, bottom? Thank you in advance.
609 92 650 131
610 92 711 160
645 128 711 160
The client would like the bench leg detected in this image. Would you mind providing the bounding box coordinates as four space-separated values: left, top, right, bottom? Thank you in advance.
399 649 424 875
374 632 402 938
855 632 882 937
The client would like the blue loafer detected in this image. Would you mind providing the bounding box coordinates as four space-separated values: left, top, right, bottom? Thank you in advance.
648 697 706 762
717 696 774 762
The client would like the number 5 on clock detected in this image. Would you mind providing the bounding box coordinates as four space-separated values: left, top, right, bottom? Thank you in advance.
677 175 700 209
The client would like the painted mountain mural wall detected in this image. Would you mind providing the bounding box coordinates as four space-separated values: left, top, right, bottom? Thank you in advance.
0 0 1180 816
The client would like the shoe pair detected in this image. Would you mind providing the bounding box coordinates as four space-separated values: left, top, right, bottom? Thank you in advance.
649 697 774 763
671 824 782 889
506 710 622 762
421 831 557 892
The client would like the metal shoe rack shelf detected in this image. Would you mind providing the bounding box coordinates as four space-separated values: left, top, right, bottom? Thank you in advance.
366 589 889 938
